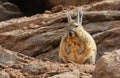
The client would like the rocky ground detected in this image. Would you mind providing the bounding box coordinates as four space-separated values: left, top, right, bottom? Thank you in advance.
0 0 120 78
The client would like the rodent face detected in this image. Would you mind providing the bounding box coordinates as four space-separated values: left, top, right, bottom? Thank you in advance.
68 20 82 32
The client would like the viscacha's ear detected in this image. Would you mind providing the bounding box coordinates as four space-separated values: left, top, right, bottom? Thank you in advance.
76 10 83 25
66 11 72 23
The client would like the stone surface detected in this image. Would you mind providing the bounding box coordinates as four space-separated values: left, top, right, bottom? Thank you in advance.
93 28 120 58
93 50 120 78
0 46 95 78
49 0 101 6
48 70 81 78
0 0 120 77
88 0 120 11
0 2 23 21
21 61 46 75
0 70 10 78
36 48 59 62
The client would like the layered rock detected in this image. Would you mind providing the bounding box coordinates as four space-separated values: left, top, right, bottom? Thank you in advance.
49 0 101 6
0 0 120 77
0 46 94 78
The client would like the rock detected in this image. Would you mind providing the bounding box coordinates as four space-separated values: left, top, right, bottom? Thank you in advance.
48 70 81 78
49 0 101 6
0 2 23 21
21 61 47 75
0 46 95 77
21 60 95 77
93 27 120 58
0 0 120 77
84 21 120 34
36 48 59 62
3 2 20 12
47 64 94 78
45 63 94 78
0 45 16 67
93 50 120 78
0 1 119 74
0 45 35 68
48 66 92 78
49 0 120 11
5 68 25 78
0 46 33 77
88 0 120 11
0 70 10 78
51 5 64 13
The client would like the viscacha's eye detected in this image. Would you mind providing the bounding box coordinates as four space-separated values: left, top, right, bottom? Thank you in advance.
74 25 78 27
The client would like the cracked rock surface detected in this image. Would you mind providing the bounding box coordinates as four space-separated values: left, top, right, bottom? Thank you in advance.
0 0 120 78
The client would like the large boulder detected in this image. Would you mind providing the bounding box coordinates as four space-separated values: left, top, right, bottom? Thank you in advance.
93 50 120 78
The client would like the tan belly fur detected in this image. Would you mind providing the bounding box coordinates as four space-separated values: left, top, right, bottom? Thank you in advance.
61 37 86 63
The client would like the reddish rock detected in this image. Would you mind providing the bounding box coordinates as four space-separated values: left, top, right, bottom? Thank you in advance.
51 5 64 13
49 0 101 6
48 70 90 78
93 50 120 78
0 46 95 78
